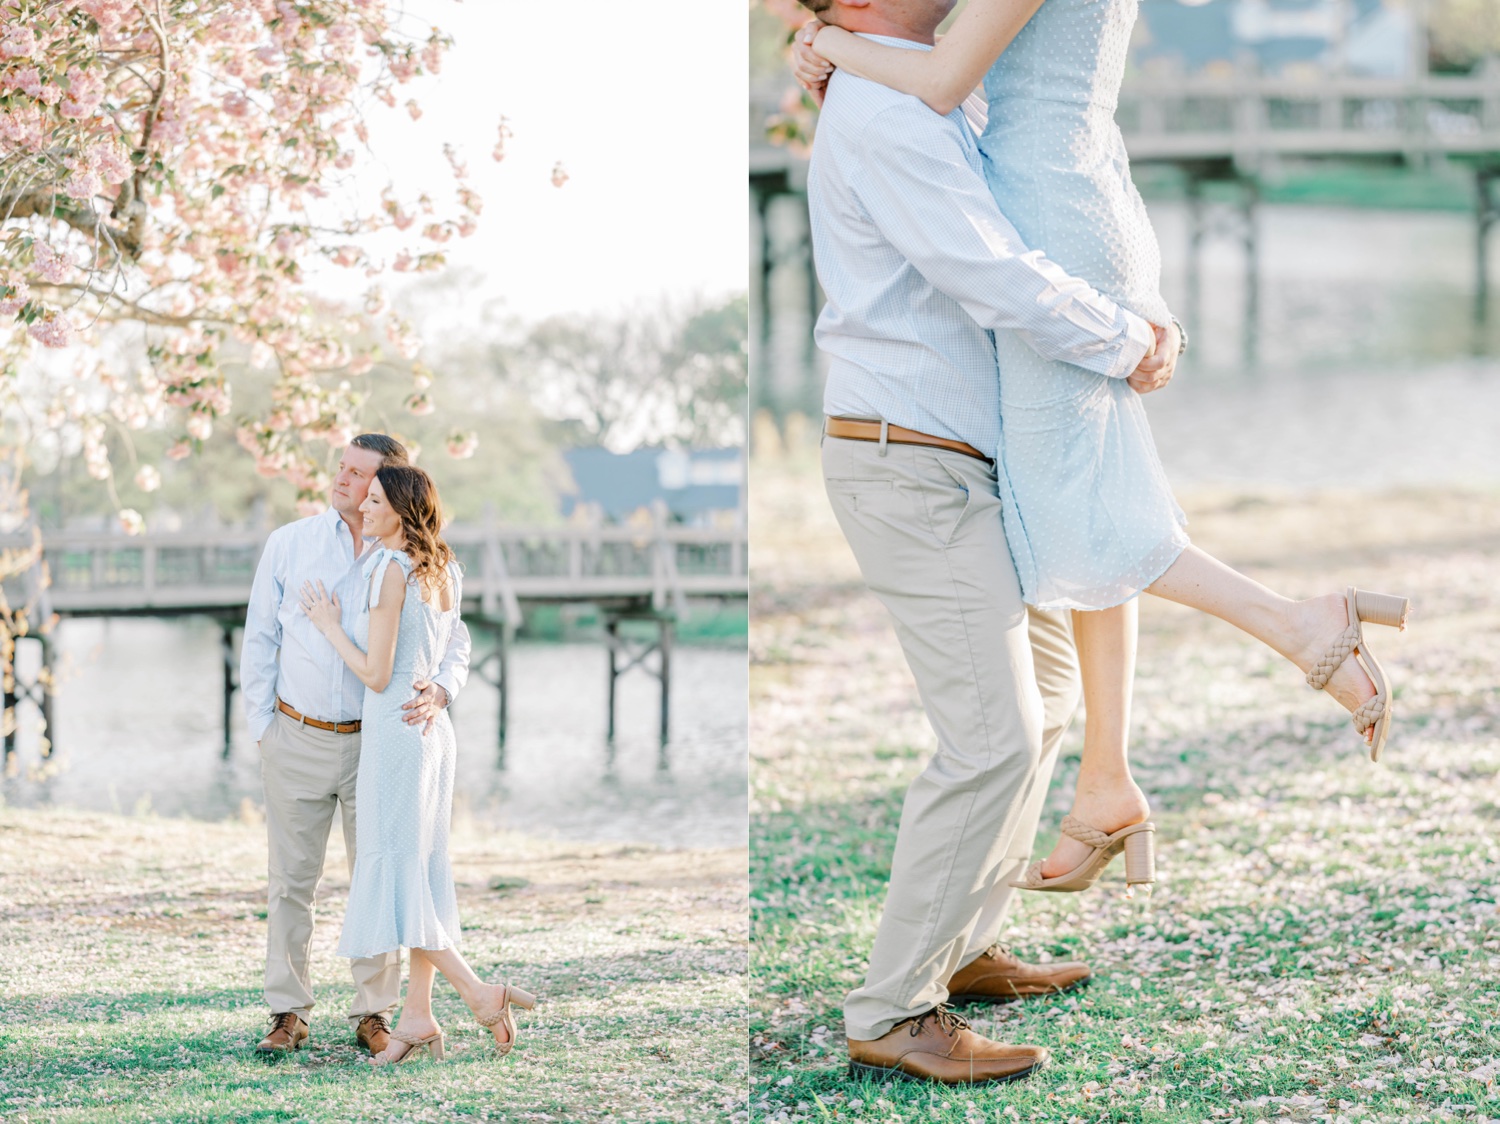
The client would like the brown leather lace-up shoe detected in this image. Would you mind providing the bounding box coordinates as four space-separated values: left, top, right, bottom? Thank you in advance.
356 1014 391 1055
847 1006 1048 1085
256 1012 309 1053
947 945 1091 1005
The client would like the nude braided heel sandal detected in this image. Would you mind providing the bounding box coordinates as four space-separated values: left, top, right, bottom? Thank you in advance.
1305 586 1409 763
477 984 537 1058
1010 814 1156 894
373 1027 445 1066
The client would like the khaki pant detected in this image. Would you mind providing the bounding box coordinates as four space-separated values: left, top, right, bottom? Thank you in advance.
260 709 400 1027
822 435 1081 1042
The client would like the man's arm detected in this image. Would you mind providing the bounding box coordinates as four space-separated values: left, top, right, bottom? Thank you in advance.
240 531 285 742
853 102 1155 379
432 615 471 706
402 614 471 728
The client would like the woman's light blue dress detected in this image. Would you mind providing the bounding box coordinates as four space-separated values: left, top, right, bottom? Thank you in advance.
338 548 462 958
979 0 1189 610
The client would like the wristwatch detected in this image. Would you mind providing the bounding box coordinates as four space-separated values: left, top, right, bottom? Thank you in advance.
1169 316 1189 357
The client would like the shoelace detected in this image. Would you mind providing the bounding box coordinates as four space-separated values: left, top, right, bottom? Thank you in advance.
362 1014 391 1035
268 1012 300 1035
907 1004 970 1037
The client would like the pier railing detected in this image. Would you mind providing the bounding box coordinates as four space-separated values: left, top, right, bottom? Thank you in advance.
2 522 748 623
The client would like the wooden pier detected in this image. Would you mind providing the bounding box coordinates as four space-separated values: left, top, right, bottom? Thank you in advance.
0 517 747 761
751 66 1500 403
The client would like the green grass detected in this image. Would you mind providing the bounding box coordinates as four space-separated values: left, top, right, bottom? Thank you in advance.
0 808 749 1122
750 455 1500 1123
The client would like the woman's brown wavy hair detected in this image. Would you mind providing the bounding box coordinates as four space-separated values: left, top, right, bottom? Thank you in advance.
374 464 458 603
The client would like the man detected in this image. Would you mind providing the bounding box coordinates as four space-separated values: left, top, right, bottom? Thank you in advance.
794 0 1179 1086
240 433 472 1056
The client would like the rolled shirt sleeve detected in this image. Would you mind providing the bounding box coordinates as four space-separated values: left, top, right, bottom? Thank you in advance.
852 102 1154 380
431 614 471 707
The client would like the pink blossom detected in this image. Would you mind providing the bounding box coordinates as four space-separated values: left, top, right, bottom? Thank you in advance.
59 67 105 119
551 161 569 188
62 169 102 201
296 497 326 518
405 393 433 416
422 223 451 244
32 241 72 284
331 245 361 267
118 509 146 536
166 440 193 461
0 25 37 59
134 465 162 492
445 431 478 459
405 99 422 121
346 353 373 376
492 117 512 162
185 413 213 440
9 66 42 98
0 280 30 317
28 312 73 348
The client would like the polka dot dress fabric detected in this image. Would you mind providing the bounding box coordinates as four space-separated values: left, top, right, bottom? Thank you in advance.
337 548 463 959
980 0 1189 609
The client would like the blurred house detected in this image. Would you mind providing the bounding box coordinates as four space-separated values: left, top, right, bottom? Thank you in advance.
1136 0 1415 78
560 447 744 527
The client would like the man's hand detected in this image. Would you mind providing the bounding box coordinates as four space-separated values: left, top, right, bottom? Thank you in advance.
792 19 832 107
1126 322 1180 395
402 677 449 734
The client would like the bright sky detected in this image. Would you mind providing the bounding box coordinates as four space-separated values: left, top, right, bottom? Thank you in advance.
348 0 749 325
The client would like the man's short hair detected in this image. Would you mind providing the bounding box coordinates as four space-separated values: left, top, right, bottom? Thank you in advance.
350 433 409 466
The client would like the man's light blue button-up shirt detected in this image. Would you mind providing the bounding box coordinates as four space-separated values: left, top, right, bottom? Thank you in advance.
240 507 471 741
807 35 1155 457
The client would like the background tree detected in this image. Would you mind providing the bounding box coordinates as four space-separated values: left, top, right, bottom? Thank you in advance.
516 294 747 452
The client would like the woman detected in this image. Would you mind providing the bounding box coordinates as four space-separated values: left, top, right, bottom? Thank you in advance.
792 0 1409 892
300 464 536 1064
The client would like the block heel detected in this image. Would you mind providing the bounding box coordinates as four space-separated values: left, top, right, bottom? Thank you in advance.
1306 586 1409 763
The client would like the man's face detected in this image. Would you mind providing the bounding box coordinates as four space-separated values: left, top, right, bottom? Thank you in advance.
330 445 384 518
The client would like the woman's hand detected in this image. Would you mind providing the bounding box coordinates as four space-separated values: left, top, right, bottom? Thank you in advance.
299 579 342 635
791 19 833 106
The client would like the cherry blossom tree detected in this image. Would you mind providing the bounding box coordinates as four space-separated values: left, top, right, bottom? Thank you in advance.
0 0 495 533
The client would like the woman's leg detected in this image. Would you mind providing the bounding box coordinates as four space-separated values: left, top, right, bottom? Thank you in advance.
1039 600 1150 877
1037 546 1383 879
411 945 523 1047
1146 546 1378 722
370 952 440 1063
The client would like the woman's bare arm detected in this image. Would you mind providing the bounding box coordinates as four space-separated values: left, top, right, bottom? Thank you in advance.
811 0 1046 116
300 561 406 693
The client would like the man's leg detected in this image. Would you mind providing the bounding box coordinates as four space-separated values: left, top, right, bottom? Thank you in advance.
959 607 1081 963
262 712 341 1023
337 733 401 1032
822 437 1047 1044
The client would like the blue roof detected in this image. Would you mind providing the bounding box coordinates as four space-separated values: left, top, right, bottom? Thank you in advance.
560 447 743 523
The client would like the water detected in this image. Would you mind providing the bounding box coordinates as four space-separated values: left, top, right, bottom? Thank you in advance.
2 619 747 851
760 201 1500 490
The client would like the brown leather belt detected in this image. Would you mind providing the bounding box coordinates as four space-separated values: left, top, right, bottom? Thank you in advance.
277 698 361 734
825 416 991 464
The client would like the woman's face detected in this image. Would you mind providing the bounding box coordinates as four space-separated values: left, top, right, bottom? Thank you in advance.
358 477 402 542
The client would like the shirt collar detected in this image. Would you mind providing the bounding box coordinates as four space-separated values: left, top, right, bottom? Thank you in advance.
854 33 934 53
323 505 373 556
